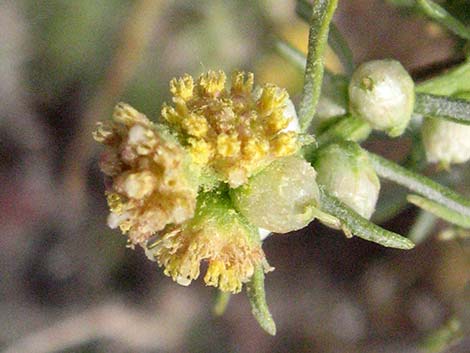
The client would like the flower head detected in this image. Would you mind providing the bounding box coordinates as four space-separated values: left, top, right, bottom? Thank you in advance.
145 192 271 293
93 103 198 246
161 70 301 187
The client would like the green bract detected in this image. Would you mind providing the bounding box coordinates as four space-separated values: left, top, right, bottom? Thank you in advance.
313 142 380 220
231 156 320 233
422 91 470 166
349 59 415 137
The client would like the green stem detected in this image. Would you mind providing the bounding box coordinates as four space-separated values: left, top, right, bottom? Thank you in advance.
320 189 415 249
416 60 470 96
246 266 276 335
368 152 470 219
298 0 339 132
408 195 470 228
274 39 307 72
416 0 470 40
328 21 355 76
296 0 354 76
408 209 437 244
303 114 371 161
414 93 470 125
315 114 371 147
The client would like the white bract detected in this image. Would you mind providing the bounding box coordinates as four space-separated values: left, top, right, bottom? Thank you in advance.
313 142 380 220
232 156 321 234
349 59 414 137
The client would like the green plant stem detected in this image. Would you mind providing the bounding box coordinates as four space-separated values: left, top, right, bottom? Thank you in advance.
408 209 437 244
320 189 415 249
368 152 470 219
414 93 470 125
315 115 371 147
408 195 470 228
298 0 339 132
274 39 307 72
416 0 470 40
416 60 470 96
296 0 354 75
328 21 354 76
303 114 371 161
246 266 276 335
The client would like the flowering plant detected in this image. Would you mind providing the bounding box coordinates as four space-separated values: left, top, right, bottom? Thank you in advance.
94 0 470 336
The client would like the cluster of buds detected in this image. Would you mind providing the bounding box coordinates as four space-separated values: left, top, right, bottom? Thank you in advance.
94 71 318 293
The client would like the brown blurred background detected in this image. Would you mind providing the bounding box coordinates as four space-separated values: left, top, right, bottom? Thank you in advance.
1 0 469 352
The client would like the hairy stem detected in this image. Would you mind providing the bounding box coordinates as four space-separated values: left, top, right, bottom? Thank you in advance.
298 0 339 132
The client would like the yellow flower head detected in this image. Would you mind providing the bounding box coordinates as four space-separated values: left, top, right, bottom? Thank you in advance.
145 193 271 293
93 103 198 246
161 70 301 187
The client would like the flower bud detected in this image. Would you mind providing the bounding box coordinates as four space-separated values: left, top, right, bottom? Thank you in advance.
422 92 470 166
349 59 415 137
145 192 270 293
313 142 380 220
231 156 320 233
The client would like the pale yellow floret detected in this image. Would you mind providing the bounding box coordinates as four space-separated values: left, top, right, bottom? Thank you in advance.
271 131 299 157
93 103 198 246
188 138 213 165
181 113 209 138
198 70 226 96
161 70 301 187
145 196 268 293
216 133 241 157
231 71 254 95
170 74 194 101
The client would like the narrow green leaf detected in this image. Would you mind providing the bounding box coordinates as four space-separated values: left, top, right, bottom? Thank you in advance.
274 40 307 72
414 93 470 125
303 114 371 161
298 0 339 132
246 266 276 335
368 152 470 219
408 194 470 228
328 21 355 76
213 290 231 316
416 60 470 96
316 115 371 147
408 209 437 244
320 189 415 249
416 0 470 40
296 0 354 76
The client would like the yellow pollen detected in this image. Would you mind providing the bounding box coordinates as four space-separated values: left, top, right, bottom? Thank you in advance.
271 131 299 157
170 74 194 101
217 133 241 157
181 114 209 138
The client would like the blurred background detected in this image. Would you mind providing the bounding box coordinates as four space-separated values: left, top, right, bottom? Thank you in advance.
1 0 469 352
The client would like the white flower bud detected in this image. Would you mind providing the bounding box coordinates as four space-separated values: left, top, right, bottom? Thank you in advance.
231 156 320 233
349 59 415 137
422 92 470 166
313 142 380 220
